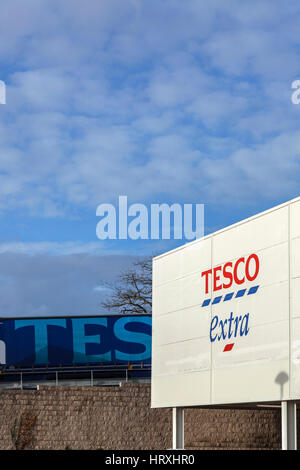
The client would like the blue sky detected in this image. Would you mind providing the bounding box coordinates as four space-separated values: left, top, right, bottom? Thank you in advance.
1 0 300 316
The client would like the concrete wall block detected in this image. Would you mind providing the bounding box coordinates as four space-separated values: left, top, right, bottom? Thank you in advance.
0 384 284 450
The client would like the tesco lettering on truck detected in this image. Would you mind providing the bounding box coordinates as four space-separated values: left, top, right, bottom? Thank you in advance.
151 197 300 408
0 315 152 368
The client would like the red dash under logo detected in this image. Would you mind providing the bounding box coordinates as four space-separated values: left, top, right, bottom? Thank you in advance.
223 343 234 352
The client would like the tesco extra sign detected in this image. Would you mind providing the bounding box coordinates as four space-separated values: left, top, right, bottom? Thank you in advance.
152 198 300 408
200 253 260 351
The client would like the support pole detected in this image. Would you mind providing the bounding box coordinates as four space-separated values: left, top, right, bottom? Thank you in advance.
172 407 184 450
281 401 297 450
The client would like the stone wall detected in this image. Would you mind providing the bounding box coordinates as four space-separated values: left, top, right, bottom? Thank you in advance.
0 383 283 450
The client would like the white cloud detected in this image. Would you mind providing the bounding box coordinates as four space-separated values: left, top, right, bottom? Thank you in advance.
0 0 299 218
200 131 300 203
0 241 103 256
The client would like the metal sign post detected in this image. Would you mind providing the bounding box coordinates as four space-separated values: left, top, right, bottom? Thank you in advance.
172 407 184 449
281 401 297 450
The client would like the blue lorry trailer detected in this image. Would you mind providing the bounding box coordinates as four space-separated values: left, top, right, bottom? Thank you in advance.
0 314 152 384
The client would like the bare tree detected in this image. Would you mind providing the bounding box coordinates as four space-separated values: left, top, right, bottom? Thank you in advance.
101 257 152 315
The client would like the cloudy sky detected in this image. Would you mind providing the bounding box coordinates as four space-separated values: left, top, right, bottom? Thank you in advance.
1 0 300 316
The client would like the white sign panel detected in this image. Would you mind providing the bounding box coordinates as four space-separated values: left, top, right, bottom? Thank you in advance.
151 197 300 408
